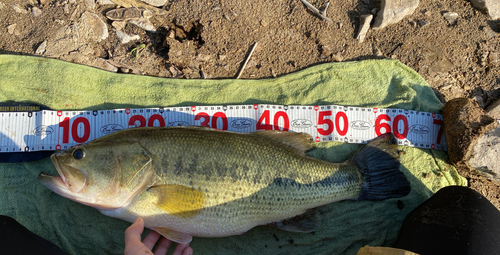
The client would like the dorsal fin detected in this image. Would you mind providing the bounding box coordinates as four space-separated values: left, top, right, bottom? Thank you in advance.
251 130 314 153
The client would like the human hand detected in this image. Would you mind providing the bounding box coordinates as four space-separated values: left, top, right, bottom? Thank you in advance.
124 217 193 255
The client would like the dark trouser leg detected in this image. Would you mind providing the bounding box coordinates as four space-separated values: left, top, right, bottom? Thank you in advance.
394 186 500 255
0 215 66 255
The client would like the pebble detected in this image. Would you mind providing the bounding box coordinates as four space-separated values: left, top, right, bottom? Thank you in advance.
85 0 95 9
32 6 42 17
373 0 419 30
11 4 28 14
112 21 127 30
169 65 182 78
116 30 140 44
486 98 500 120
140 0 167 7
0 2 4 10
94 58 118 72
468 127 500 182
129 18 155 32
96 0 114 4
475 95 485 109
418 20 430 27
35 40 47 55
7 24 15 34
469 0 500 20
485 26 498 39
489 52 499 65
356 14 372 43
442 11 458 25
120 67 130 73
79 12 108 42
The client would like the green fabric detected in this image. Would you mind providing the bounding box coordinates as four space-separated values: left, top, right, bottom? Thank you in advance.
0 55 466 255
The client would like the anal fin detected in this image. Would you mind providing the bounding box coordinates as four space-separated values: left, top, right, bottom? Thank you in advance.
153 227 193 244
272 209 321 233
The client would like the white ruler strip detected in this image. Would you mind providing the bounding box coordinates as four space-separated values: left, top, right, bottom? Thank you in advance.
0 104 447 153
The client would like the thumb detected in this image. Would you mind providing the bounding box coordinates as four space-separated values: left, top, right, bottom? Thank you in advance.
125 218 145 243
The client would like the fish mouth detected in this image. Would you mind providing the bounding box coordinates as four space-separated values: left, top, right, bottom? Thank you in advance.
49 153 70 189
38 171 74 199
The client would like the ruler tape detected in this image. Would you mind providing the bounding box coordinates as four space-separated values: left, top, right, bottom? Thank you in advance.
0 104 447 153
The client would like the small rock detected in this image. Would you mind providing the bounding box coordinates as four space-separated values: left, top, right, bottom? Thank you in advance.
356 14 373 43
475 95 485 108
7 24 16 34
332 52 343 62
373 0 419 30
169 65 182 77
195 54 211 62
338 22 343 29
418 20 430 27
79 12 108 42
112 21 127 30
96 0 114 4
409 20 417 28
468 127 500 182
85 0 95 9
0 2 4 10
94 58 118 72
116 30 140 44
485 26 499 39
442 11 458 25
469 0 500 20
372 43 383 56
443 98 497 165
32 6 42 17
489 52 499 65
129 18 155 32
140 0 166 7
35 40 47 54
63 3 70 14
167 30 175 38
260 20 268 27
107 7 145 21
486 98 500 119
120 67 130 73
11 4 28 14
371 8 377 15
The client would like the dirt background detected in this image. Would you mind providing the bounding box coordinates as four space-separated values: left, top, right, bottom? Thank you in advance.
0 0 499 207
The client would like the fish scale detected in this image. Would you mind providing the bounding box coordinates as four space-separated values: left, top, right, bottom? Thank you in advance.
39 127 410 244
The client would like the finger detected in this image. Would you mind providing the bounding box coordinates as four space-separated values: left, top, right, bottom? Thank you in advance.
125 218 151 255
142 230 161 251
125 218 144 246
153 237 172 255
172 242 192 255
182 246 193 255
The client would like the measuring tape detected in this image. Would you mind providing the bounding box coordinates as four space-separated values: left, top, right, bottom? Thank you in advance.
0 104 447 153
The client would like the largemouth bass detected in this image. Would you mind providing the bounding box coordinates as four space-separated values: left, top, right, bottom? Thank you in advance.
38 127 410 244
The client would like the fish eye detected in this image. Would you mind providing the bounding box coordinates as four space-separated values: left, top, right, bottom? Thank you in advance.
73 149 85 160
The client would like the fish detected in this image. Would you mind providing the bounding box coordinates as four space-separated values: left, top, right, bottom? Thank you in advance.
38 127 410 244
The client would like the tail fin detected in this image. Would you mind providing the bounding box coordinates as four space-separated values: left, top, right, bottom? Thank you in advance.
353 133 411 201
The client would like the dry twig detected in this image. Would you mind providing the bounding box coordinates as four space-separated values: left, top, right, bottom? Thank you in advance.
299 0 332 22
236 42 258 79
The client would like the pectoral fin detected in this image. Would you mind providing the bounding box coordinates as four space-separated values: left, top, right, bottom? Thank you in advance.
147 184 205 218
153 227 193 244
272 209 321 233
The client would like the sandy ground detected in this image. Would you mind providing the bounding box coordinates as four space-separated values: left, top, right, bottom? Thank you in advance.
0 0 499 207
